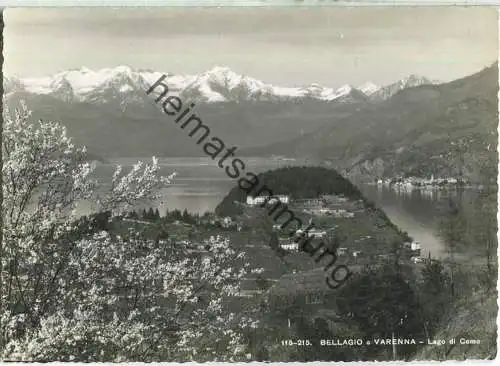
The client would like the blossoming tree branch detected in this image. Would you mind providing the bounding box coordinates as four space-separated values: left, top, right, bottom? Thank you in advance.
0 103 259 361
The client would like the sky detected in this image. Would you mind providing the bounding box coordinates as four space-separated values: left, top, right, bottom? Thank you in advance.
3 7 498 88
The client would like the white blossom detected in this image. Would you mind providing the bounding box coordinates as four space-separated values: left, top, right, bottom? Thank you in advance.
1 104 257 362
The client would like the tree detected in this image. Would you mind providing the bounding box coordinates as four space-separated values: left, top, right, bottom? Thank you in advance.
255 275 270 291
419 259 450 334
0 105 257 361
439 196 467 297
293 316 363 361
337 264 425 360
182 209 190 223
90 210 112 231
470 188 497 292
171 209 182 221
147 208 155 221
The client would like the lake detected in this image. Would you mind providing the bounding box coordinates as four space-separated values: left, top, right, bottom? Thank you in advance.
82 157 493 260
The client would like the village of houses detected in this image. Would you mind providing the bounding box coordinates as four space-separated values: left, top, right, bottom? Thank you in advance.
116 191 424 308
375 175 466 189
246 193 422 263
234 192 426 317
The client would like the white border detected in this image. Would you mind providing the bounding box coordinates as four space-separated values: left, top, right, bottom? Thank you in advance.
0 0 499 7
0 2 498 366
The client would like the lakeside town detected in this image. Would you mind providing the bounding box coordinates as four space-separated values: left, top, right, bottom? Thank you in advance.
373 175 469 189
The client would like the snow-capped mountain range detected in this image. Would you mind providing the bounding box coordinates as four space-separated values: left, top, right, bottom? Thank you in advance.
4 65 437 105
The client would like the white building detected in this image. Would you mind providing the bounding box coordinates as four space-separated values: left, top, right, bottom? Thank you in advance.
352 250 363 258
246 195 290 206
246 196 268 205
411 242 421 251
308 229 327 238
280 242 299 252
294 228 327 238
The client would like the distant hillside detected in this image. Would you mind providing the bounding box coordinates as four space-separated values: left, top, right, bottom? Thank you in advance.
243 64 498 184
4 93 369 158
5 64 495 184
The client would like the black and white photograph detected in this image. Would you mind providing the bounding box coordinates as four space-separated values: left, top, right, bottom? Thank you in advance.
0 6 498 361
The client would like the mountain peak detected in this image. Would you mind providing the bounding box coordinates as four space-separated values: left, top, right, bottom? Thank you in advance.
206 65 235 74
114 65 135 73
69 66 92 74
76 66 93 74
370 74 436 101
400 74 432 87
358 81 379 96
197 66 247 83
337 84 354 94
201 66 244 82
4 65 436 104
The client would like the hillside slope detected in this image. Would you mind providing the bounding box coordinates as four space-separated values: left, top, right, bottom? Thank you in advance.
243 64 498 183
215 166 410 255
414 290 497 360
4 93 368 157
4 66 437 159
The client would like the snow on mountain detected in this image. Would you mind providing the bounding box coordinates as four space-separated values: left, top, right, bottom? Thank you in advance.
3 66 437 105
399 74 434 88
371 74 436 101
336 84 354 95
357 81 380 96
3 76 26 100
79 66 148 105
178 66 262 102
49 75 74 102
12 65 360 104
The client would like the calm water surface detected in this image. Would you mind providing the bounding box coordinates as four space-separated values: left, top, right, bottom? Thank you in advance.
81 157 305 214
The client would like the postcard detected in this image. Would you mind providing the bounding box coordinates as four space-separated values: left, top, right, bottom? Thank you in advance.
1 6 497 361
